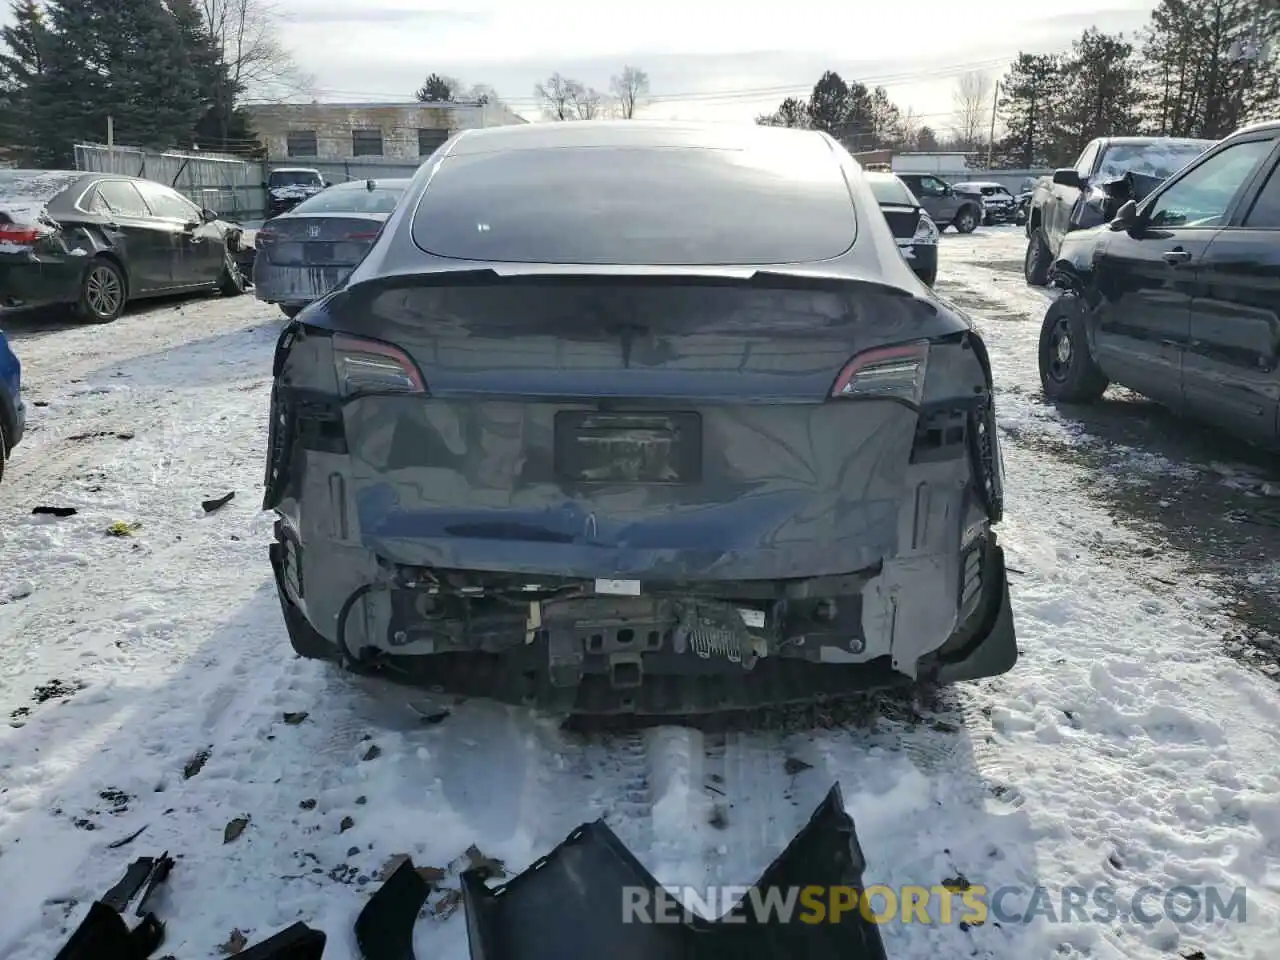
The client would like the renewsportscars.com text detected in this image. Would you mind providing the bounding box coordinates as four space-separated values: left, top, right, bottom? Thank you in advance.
622 884 1248 926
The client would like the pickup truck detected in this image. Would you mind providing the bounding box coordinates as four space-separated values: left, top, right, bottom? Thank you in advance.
1023 136 1215 285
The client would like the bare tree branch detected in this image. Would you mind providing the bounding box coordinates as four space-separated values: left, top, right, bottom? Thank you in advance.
197 0 313 101
608 65 649 119
534 72 577 120
951 70 993 151
570 83 604 119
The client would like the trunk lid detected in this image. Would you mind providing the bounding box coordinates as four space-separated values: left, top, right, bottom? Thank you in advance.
260 214 385 266
308 273 950 581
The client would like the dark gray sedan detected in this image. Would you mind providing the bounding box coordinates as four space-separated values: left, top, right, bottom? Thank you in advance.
253 178 409 318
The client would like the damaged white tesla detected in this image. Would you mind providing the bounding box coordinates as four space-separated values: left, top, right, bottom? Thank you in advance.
262 120 1018 717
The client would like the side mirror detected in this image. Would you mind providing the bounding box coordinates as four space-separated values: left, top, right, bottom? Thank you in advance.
1052 168 1085 189
323 180 332 188
182 219 200 232
943 186 954 197
201 208 217 222
260 181 268 190
1110 199 1139 231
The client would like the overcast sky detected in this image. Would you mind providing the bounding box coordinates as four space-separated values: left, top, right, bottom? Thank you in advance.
271 0 1158 128
2 0 1160 132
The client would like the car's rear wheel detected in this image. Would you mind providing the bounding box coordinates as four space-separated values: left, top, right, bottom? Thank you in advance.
75 258 127 324
1024 230 1051 286
953 207 978 233
1038 296 1108 403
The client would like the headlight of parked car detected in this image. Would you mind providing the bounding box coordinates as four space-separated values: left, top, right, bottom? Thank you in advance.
913 213 939 245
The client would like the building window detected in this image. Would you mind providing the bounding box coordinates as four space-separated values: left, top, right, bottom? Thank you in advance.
418 127 449 157
286 130 317 158
352 128 383 157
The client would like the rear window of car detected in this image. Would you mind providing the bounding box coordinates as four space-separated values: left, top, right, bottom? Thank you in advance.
866 176 916 206
0 171 81 223
410 145 857 265
291 184 406 215
269 170 322 187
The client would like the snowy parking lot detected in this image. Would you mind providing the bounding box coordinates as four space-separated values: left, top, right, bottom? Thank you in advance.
2 226 1279 960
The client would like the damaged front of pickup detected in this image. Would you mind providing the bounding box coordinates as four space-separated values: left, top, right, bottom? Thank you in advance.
263 273 1017 716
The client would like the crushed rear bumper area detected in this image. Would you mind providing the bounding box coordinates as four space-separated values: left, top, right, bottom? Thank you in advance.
269 532 1016 716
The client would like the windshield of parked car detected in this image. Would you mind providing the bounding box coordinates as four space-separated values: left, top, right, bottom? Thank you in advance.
1096 141 1214 183
290 183 407 215
269 170 322 187
867 176 917 206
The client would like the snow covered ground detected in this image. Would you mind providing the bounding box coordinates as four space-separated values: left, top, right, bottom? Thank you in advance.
2 231 1279 960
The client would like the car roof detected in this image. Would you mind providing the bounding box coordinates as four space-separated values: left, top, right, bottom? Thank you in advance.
271 167 322 173
329 178 411 189
446 119 839 156
1227 119 1280 137
1099 136 1216 148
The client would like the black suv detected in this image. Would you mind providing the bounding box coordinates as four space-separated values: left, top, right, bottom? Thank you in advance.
1039 119 1280 451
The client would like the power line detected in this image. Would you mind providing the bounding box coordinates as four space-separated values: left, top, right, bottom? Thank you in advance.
238 55 1019 109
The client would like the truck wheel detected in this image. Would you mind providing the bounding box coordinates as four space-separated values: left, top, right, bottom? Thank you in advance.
1024 230 1052 286
1038 296 1108 403
953 206 978 233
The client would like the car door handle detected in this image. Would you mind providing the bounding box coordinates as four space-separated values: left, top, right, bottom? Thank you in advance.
1161 249 1192 265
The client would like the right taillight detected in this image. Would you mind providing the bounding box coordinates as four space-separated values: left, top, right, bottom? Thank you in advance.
829 341 930 405
331 333 427 398
0 223 43 246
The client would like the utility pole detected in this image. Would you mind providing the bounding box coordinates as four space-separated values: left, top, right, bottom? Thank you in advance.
985 79 999 168
107 115 114 148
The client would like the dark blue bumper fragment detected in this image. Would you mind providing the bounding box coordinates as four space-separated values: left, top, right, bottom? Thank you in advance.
357 782 889 960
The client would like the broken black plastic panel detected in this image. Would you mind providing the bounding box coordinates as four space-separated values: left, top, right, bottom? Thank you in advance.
458 782 889 960
52 853 326 960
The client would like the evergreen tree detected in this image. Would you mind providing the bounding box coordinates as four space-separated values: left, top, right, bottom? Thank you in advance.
0 0 55 163
996 53 1064 168
37 0 203 162
806 71 850 134
415 73 455 102
915 125 939 151
756 96 808 128
1053 28 1144 158
1141 0 1280 138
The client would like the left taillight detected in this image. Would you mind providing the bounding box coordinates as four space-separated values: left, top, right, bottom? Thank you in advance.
829 341 930 405
331 333 426 398
0 223 43 246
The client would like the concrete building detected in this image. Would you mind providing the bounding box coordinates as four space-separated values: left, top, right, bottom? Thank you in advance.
245 100 526 163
